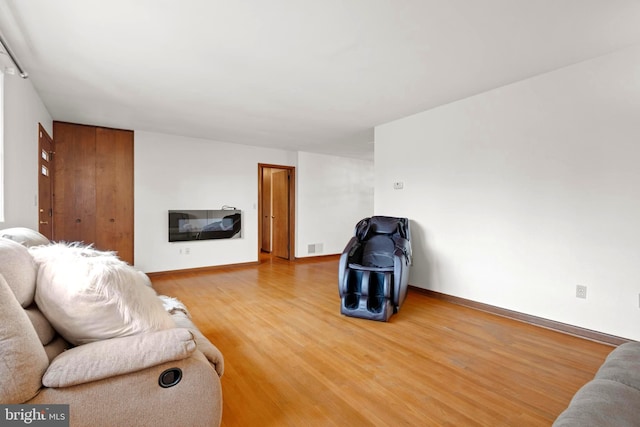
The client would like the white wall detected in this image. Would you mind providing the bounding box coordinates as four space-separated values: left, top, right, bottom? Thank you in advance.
1 72 52 228
375 45 640 341
135 133 375 272
296 151 374 257
134 131 297 272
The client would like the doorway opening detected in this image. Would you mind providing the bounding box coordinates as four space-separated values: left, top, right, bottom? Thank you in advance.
258 164 295 261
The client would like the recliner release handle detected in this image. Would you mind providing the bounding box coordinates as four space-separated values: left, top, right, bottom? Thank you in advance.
159 368 182 388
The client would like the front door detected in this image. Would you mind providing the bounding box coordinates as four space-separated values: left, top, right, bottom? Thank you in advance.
37 124 54 239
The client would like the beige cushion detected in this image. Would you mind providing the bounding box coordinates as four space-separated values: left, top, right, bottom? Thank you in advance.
43 335 70 363
0 227 50 247
31 243 174 346
0 237 38 307
25 306 57 345
171 310 225 377
43 328 197 388
0 274 49 403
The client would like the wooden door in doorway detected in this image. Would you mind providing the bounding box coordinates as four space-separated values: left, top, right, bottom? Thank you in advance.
38 124 54 239
272 169 289 259
258 163 295 261
261 168 272 252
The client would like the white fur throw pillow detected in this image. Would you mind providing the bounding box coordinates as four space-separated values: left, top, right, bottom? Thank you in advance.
30 243 174 345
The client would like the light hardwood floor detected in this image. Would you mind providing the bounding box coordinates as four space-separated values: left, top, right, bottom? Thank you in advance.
150 255 613 427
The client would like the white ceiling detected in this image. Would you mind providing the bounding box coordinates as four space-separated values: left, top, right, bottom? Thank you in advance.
2 0 640 160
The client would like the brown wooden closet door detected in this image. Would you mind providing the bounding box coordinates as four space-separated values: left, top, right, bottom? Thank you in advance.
53 122 134 264
53 122 97 244
95 127 134 264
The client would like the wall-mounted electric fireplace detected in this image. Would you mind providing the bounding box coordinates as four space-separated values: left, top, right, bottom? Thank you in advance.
168 209 242 242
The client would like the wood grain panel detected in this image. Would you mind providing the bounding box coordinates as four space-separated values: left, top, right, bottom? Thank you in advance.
272 169 289 259
53 122 96 243
95 127 134 264
53 122 133 264
150 256 614 426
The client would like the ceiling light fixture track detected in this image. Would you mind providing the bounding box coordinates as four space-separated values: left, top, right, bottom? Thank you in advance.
0 32 27 78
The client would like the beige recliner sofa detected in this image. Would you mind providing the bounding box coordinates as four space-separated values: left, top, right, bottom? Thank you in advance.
0 228 224 426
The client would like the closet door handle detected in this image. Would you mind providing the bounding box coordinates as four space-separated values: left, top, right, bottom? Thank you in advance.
76 218 82 223
39 221 49 225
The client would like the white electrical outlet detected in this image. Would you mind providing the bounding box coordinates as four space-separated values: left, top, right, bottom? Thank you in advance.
307 243 324 254
576 285 587 299
393 182 404 190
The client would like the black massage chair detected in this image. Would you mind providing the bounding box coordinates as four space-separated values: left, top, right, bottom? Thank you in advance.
338 216 412 321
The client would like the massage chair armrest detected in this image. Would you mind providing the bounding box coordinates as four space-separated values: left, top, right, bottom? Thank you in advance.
393 237 412 265
341 237 361 260
43 328 197 388
339 237 360 292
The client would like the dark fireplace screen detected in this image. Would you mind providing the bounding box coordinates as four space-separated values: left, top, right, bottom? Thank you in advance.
168 209 242 242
